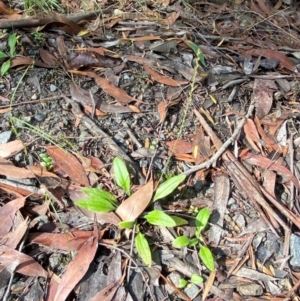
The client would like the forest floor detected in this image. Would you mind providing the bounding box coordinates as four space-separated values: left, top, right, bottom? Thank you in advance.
1 0 300 300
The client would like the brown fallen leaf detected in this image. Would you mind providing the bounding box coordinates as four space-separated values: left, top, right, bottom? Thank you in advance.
0 139 24 158
53 224 98 301
166 140 193 154
253 78 276 119
0 196 26 237
240 152 300 189
10 56 51 69
157 101 168 124
39 49 59 67
70 82 133 114
89 279 123 301
0 245 47 277
244 49 295 71
0 157 59 179
94 75 137 105
243 119 261 153
46 146 89 186
143 64 189 87
69 71 138 105
1 218 28 249
29 230 95 252
160 11 180 25
254 115 282 154
116 180 154 221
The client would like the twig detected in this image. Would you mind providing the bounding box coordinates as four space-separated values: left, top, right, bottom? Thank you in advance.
0 7 114 29
183 103 255 176
0 95 63 109
191 106 293 231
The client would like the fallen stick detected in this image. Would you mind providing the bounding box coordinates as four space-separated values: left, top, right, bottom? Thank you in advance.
191 106 295 231
0 8 112 29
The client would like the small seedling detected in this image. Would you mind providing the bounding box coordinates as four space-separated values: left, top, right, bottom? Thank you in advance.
76 156 188 266
32 29 44 44
39 153 54 170
172 208 215 272
0 33 17 75
177 274 204 288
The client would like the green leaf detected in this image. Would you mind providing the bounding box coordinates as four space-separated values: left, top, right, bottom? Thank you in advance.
171 216 188 226
113 157 131 196
145 210 176 227
76 188 118 212
0 51 8 59
152 174 186 202
81 187 119 207
119 220 135 229
177 278 187 288
195 208 211 238
191 274 204 285
173 236 190 248
1 59 10 75
199 245 215 271
135 232 151 267
188 238 198 247
8 33 17 58
76 198 116 212
184 40 205 66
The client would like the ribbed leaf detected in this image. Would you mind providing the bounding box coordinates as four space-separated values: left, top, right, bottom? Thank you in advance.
173 236 190 248
152 174 186 202
199 245 215 271
113 157 131 196
145 210 176 227
135 232 151 267
195 208 211 238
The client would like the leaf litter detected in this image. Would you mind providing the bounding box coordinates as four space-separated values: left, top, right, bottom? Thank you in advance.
1 0 300 300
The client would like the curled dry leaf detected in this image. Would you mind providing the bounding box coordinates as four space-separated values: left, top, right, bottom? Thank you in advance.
158 101 168 124
46 146 89 187
0 139 24 158
29 229 95 252
53 225 98 301
243 119 261 153
240 152 300 189
115 180 154 221
0 245 47 278
160 11 180 25
253 78 276 119
143 64 189 87
0 196 26 237
10 56 51 69
244 49 295 71
166 140 193 154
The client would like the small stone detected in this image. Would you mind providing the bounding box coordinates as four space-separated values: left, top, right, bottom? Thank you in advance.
237 283 263 296
31 93 38 100
233 213 245 228
290 234 300 268
90 85 99 94
0 130 12 144
34 113 47 122
50 84 57 92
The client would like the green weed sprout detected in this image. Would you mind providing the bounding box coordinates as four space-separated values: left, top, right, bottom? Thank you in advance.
39 153 54 170
0 33 17 75
76 156 190 266
172 208 215 272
